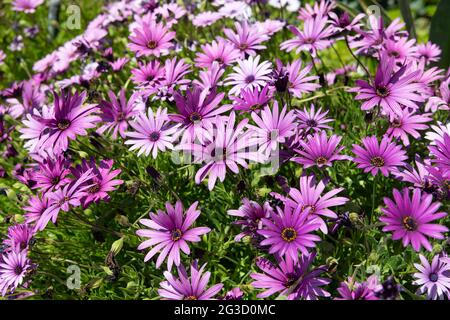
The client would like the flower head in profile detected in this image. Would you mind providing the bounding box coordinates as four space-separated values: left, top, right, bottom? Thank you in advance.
23 194 49 224
136 201 210 270
258 202 322 262
225 55 272 96
251 252 330 300
380 188 448 252
413 254 450 300
158 262 223 300
125 107 178 158
128 21 175 57
192 11 223 27
223 20 268 58
297 0 335 20
335 276 379 300
227 198 273 241
0 250 31 296
281 15 333 56
352 135 407 176
292 131 349 168
248 101 296 157
328 11 364 33
97 90 142 139
287 175 348 233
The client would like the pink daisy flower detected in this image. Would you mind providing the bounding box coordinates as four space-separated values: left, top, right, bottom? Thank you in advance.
413 254 450 300
97 89 142 139
0 250 31 296
380 188 448 251
281 15 333 56
128 21 175 57
386 109 432 146
195 39 241 68
296 104 333 132
352 135 408 176
292 131 349 168
136 201 210 270
276 59 320 98
416 41 441 64
125 107 178 158
11 0 44 13
131 61 165 86
231 85 273 113
225 55 272 96
223 20 269 58
248 101 296 157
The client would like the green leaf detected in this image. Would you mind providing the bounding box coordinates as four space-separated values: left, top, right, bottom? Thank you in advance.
430 0 450 68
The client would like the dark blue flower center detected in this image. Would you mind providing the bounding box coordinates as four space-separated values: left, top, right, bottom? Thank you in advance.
281 227 297 242
402 216 418 231
171 228 182 241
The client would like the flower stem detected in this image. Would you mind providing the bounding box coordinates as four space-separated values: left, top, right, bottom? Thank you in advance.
344 35 371 80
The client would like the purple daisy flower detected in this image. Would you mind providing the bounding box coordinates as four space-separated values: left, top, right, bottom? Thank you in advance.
231 85 273 113
223 20 268 58
227 198 273 241
195 39 241 68
350 54 423 119
335 276 379 300
170 86 230 143
178 112 260 191
12 0 43 13
158 262 223 300
131 61 165 86
416 42 441 64
248 101 297 157
413 254 450 300
71 158 123 208
0 250 31 296
386 109 432 146
136 201 210 270
97 90 142 139
36 169 95 231
37 90 100 154
225 55 272 96
23 194 49 224
275 59 320 98
258 202 322 262
3 224 35 252
292 131 349 168
287 175 348 233
296 104 333 132
251 252 330 300
352 135 408 176
380 188 448 251
128 21 175 57
281 15 333 56
125 107 178 158
429 133 450 171
33 156 72 192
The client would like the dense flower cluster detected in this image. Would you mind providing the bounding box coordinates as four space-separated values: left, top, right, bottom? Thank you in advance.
0 0 449 300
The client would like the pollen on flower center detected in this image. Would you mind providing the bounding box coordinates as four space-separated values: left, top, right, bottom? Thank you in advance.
189 112 202 123
285 274 297 287
57 119 71 130
147 40 158 49
281 227 297 242
88 183 100 194
184 295 197 300
402 216 418 231
171 228 183 241
304 38 315 44
316 156 328 165
391 119 402 128
239 43 249 50
250 104 262 111
116 112 125 121
149 131 160 142
51 176 60 185
376 86 389 97
306 119 317 127
370 156 385 167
